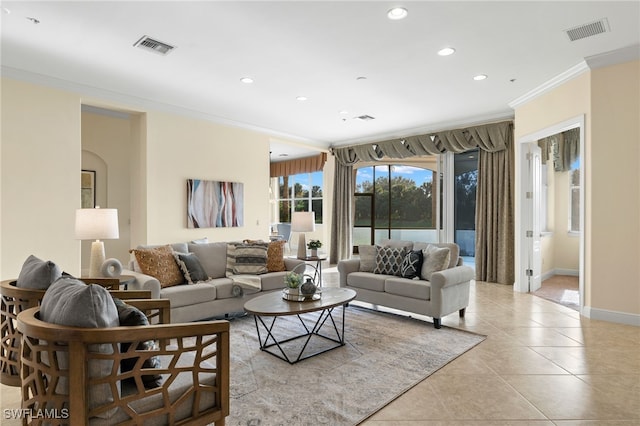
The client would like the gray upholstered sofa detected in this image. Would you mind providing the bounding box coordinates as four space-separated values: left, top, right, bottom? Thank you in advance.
338 240 473 328
123 241 304 323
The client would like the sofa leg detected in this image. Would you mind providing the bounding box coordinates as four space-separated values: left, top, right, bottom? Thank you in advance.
433 318 441 329
459 308 466 318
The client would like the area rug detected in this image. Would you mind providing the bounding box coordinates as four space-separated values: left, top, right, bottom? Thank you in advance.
224 305 485 425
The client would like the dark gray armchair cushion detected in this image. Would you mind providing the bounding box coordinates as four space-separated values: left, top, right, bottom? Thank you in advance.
16 254 62 289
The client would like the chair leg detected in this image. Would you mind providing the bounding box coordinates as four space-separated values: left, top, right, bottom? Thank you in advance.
459 308 466 318
433 318 441 329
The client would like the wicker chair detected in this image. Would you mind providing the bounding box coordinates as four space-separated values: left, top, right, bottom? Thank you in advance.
17 299 230 426
0 279 151 386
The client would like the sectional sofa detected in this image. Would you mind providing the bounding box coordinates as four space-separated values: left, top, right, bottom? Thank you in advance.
124 241 305 323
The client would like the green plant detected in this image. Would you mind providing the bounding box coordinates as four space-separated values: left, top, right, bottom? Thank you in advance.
307 239 322 250
284 271 303 288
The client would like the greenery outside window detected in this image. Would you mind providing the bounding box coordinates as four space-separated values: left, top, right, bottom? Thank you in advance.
278 171 323 223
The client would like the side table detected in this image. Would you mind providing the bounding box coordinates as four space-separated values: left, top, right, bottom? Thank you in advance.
294 255 327 286
81 275 136 290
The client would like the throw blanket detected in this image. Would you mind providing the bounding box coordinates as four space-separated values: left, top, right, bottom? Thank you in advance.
230 275 262 297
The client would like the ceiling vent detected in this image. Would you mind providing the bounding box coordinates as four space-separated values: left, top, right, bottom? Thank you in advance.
133 35 175 55
355 115 376 121
565 18 609 42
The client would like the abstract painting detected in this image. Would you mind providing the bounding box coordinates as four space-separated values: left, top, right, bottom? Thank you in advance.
187 179 244 228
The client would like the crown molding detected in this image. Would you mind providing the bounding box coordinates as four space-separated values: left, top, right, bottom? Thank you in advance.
508 61 589 109
585 43 640 70
1 65 320 146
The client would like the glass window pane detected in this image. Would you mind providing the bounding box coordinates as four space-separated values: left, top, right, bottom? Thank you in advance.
294 200 309 212
279 176 291 199
389 165 433 229
311 199 322 223
311 171 323 197
279 200 291 223
293 174 309 198
354 194 372 227
355 166 374 193
571 188 580 232
374 166 389 228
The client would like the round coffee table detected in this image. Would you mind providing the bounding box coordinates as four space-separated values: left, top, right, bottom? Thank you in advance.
244 287 356 364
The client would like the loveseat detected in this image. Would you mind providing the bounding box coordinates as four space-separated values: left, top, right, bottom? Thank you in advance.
338 240 473 328
123 241 305 323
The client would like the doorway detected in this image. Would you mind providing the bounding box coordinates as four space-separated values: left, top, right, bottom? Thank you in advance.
516 116 585 313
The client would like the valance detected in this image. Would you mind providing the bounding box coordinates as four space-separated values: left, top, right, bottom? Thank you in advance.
270 152 327 177
332 121 513 165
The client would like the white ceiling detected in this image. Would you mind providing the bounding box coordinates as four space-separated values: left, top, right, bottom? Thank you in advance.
2 1 639 160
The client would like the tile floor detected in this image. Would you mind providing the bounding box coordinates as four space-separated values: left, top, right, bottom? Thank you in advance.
1 267 638 425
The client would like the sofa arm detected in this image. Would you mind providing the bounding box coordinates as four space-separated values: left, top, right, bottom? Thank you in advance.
429 265 474 290
121 269 161 299
284 258 306 271
337 259 361 287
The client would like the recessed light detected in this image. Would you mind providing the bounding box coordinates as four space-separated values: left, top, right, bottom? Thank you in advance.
438 47 456 56
473 74 487 81
279 153 289 157
356 76 367 81
26 16 40 24
296 96 308 101
387 7 408 20
339 110 349 115
240 77 254 84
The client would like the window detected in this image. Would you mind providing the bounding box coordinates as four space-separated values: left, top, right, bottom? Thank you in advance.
278 171 323 223
354 164 435 247
569 158 580 233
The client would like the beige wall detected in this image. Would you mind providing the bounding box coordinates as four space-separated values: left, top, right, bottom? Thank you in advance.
589 60 640 315
1 77 301 280
516 59 640 318
1 79 81 278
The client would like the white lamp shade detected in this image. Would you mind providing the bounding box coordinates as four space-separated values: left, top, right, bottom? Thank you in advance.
75 208 119 240
291 211 315 232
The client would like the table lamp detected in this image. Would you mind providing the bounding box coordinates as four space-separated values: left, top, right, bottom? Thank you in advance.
291 211 315 259
75 207 119 277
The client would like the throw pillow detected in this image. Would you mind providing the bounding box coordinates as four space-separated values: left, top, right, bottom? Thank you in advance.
113 298 163 389
16 254 62 290
173 252 209 284
267 240 287 272
358 245 377 272
232 243 268 275
421 245 451 281
400 250 423 279
373 246 406 276
40 277 119 419
130 245 184 288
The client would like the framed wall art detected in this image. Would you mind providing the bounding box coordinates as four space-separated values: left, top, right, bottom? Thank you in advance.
81 170 96 208
187 179 244 228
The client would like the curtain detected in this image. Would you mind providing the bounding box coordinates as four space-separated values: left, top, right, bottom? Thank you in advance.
330 148 358 264
330 120 515 287
270 152 327 177
475 141 515 284
537 128 580 172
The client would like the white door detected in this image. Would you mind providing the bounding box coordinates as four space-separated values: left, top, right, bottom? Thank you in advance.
521 143 542 292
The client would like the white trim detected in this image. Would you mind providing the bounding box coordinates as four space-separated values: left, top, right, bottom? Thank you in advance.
541 268 579 281
585 44 640 70
509 62 589 109
583 306 640 327
1 65 319 146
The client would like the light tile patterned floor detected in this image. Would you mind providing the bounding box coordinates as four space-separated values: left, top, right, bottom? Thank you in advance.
2 265 638 425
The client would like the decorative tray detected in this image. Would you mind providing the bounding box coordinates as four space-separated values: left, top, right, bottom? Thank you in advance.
282 288 322 302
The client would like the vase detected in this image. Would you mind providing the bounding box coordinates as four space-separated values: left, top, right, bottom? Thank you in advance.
300 279 316 296
310 249 318 257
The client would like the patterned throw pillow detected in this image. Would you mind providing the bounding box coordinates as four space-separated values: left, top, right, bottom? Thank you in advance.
173 252 209 284
400 250 423 279
232 243 269 275
421 245 451 281
131 245 184 288
267 240 287 272
373 246 406 276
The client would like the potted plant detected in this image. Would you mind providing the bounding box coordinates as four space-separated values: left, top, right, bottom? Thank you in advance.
284 271 303 290
307 239 322 257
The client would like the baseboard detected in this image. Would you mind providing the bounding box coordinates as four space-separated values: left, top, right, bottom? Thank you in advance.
541 268 579 281
582 306 640 327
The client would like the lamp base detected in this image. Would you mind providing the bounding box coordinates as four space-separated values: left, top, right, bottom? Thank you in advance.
297 233 307 259
89 240 106 278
